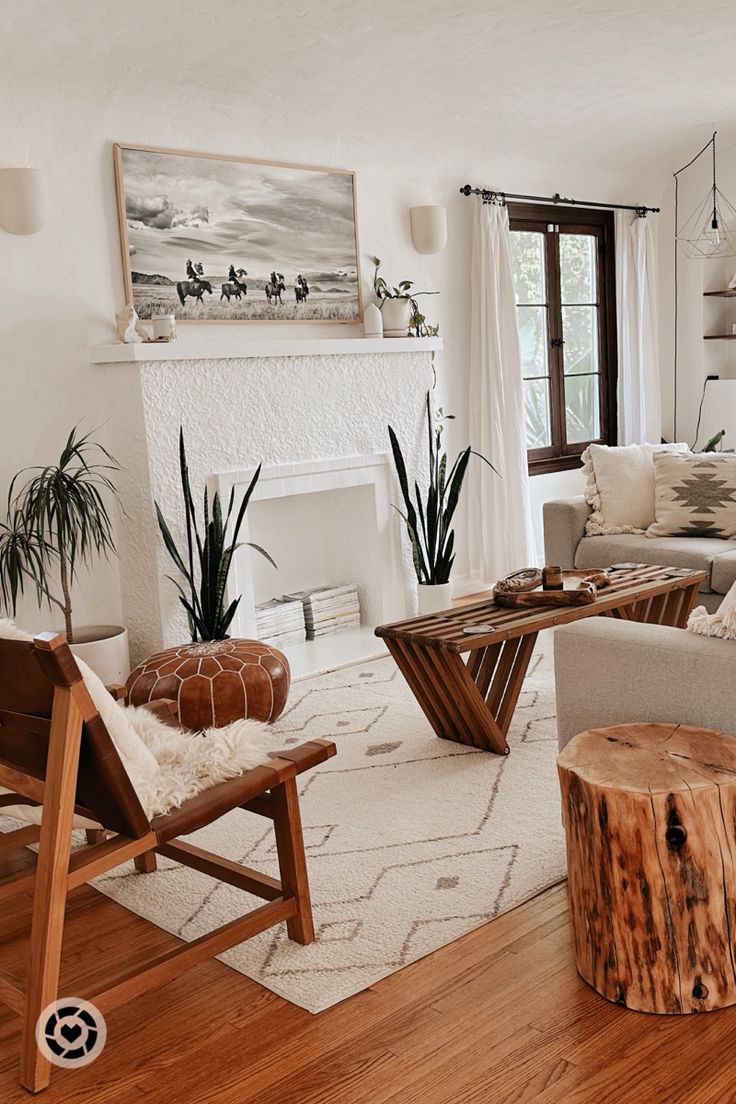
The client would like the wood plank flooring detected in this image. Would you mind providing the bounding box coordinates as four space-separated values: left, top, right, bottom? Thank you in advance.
0 856 735 1103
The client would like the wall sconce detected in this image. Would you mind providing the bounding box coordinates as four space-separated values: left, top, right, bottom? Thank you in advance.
410 205 447 254
0 168 47 235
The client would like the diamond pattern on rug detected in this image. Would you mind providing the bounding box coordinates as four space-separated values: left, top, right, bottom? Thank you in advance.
94 633 565 1013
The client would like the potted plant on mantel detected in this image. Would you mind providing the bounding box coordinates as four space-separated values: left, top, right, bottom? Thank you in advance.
371 256 439 337
125 429 289 730
0 426 129 683
389 394 497 615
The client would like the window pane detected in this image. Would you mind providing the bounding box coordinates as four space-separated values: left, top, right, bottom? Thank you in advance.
517 306 548 377
565 375 600 443
562 306 599 374
560 234 596 303
510 232 546 303
523 378 552 449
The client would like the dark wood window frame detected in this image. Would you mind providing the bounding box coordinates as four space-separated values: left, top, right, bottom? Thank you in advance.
508 203 618 476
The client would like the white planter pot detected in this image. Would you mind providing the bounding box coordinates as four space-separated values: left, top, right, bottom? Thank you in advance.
380 297 412 337
69 625 130 685
417 582 453 615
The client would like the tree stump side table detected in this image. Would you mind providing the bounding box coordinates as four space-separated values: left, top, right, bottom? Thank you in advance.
558 722 736 1015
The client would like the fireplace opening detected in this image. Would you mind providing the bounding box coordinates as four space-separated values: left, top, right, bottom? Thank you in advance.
218 455 408 679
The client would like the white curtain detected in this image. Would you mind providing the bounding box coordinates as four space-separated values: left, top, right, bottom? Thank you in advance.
615 212 661 444
468 200 536 583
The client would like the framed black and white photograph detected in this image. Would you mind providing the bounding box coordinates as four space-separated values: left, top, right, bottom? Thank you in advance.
113 143 362 322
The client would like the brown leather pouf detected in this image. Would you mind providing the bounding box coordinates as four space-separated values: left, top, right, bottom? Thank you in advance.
126 639 290 729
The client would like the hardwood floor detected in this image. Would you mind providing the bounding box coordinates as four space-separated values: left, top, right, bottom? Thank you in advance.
0 853 735 1103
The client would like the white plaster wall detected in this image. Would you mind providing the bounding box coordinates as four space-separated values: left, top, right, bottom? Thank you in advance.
656 140 736 448
2 11 664 638
528 469 585 563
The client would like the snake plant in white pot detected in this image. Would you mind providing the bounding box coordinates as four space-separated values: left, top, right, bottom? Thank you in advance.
388 393 497 615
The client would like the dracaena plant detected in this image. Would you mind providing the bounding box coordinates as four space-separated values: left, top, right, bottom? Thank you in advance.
0 426 121 643
388 393 497 585
156 429 276 642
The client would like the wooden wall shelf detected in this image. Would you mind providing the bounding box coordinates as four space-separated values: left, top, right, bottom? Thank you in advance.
704 290 736 298
704 334 736 340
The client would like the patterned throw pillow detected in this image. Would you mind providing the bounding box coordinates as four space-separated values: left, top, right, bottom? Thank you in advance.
582 442 689 536
647 452 736 539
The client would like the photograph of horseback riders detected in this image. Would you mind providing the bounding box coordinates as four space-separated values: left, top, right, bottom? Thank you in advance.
113 143 362 322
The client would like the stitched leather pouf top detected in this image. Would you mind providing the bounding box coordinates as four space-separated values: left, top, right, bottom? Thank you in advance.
126 639 290 729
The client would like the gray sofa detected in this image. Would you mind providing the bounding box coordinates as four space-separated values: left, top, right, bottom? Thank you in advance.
554 619 736 749
543 496 736 614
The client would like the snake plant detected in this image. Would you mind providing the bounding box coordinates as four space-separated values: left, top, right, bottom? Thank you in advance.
388 393 497 585
156 429 276 641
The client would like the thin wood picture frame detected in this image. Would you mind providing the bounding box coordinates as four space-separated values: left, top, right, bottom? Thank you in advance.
113 142 363 325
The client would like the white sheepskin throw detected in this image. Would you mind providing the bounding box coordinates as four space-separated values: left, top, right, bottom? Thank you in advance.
687 583 736 641
0 620 271 824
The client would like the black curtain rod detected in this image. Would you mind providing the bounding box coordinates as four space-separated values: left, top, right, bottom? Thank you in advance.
459 184 660 216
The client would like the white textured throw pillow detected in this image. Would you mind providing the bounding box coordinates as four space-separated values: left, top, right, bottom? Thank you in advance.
647 452 736 540
583 442 689 536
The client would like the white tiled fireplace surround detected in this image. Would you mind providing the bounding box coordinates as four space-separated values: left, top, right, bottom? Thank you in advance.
93 336 440 677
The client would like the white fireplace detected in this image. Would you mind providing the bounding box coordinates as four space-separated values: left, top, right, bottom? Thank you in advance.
92 336 440 672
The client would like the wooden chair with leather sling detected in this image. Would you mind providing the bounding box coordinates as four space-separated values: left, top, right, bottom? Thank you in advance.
0 631 335 1093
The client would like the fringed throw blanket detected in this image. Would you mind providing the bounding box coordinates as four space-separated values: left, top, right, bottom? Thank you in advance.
687 583 736 641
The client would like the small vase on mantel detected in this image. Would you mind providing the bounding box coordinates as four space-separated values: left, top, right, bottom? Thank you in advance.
363 302 383 338
417 581 453 616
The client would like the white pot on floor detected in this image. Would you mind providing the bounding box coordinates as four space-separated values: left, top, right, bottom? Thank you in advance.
417 582 453 615
380 297 412 337
68 625 130 685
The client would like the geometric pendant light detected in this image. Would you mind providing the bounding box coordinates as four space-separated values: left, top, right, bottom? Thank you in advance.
674 131 736 259
672 130 736 439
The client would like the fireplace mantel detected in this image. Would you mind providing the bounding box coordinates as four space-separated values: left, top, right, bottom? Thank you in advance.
89 336 442 363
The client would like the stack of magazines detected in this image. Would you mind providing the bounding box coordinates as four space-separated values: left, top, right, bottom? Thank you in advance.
255 597 307 649
285 584 361 639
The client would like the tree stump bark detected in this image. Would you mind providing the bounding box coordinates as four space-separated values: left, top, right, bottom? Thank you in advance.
558 722 736 1014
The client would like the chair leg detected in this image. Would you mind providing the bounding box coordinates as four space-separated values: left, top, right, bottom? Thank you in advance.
20 688 83 1093
134 851 158 873
271 776 315 945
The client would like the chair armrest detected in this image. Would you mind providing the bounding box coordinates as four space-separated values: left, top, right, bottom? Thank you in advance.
106 684 128 701
270 738 337 773
139 698 180 726
554 619 736 750
543 497 590 569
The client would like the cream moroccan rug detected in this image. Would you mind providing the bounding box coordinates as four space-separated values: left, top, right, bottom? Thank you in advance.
94 637 566 1013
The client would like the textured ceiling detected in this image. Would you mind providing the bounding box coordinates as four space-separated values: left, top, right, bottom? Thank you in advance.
5 0 736 184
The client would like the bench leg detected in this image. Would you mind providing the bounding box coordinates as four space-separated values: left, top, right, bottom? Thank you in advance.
271 777 315 945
